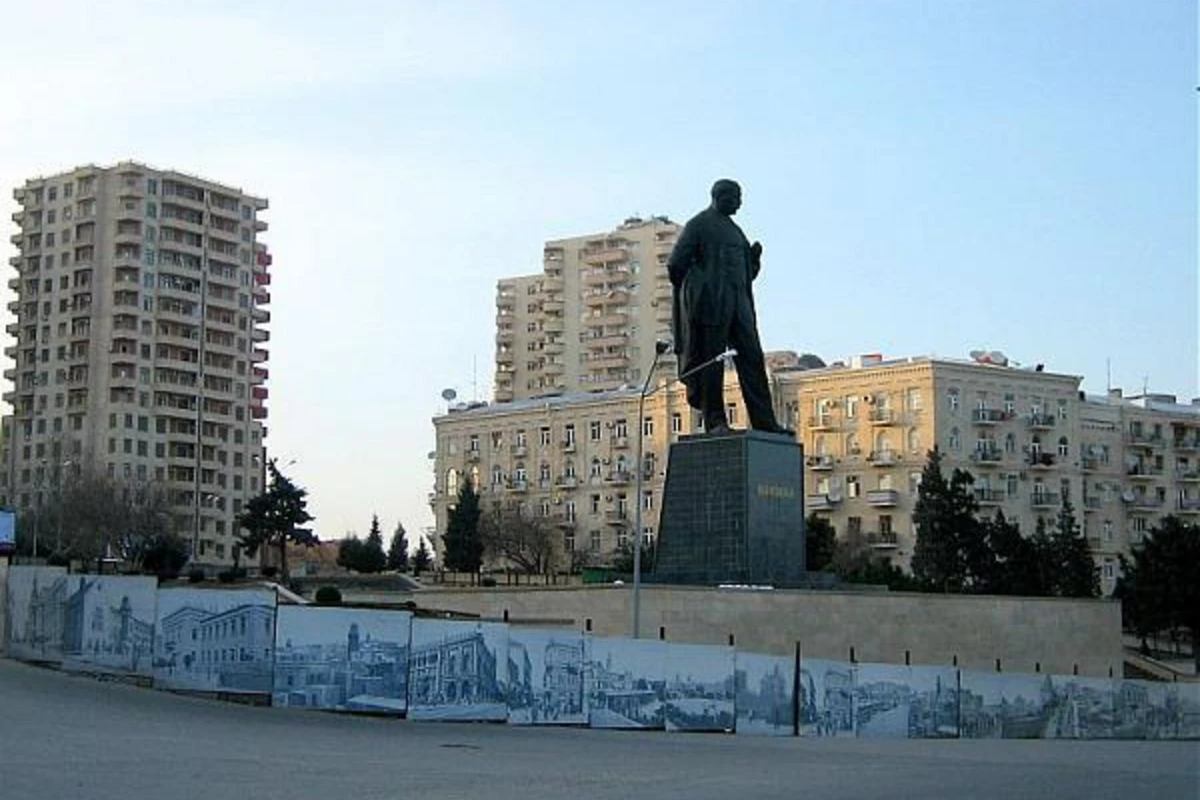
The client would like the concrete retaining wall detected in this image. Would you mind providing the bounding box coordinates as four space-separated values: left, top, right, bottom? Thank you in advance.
386 585 1122 678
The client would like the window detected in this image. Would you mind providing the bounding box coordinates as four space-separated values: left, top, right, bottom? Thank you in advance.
539 462 551 483
563 532 575 552
847 475 860 498
909 472 922 495
491 465 503 486
590 494 601 514
589 421 602 441
947 388 960 413
1102 562 1114 580
1057 399 1068 422
613 419 628 438
491 431 502 449
847 516 862 536
727 404 738 425
589 530 602 552
844 395 858 419
949 427 961 451
878 473 893 491
642 490 654 510
1004 393 1015 414
514 430 526 448
564 424 575 446
907 429 921 453
1006 473 1019 497
671 412 682 434
906 388 922 411
590 458 602 478
846 432 860 455
539 427 551 447
642 417 654 437
1005 433 1016 454
879 515 893 535
1057 437 1069 457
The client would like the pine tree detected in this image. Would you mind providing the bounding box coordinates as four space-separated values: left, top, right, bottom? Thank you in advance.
1049 497 1098 597
362 514 387 573
387 522 409 571
413 537 433 576
1118 516 1200 671
911 447 981 592
236 459 315 582
979 510 1043 596
442 480 482 572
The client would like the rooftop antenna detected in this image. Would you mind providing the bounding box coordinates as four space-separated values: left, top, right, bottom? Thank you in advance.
1142 375 1149 396
1106 358 1111 392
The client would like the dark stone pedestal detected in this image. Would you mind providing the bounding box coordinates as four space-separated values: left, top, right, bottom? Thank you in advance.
653 430 806 587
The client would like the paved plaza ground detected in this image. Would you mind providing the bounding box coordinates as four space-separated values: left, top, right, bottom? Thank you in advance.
0 659 1195 800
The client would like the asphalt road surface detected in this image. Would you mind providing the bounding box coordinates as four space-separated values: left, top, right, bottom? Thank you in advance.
1 659 1196 800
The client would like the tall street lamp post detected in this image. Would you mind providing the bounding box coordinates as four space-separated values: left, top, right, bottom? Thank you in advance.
631 344 736 638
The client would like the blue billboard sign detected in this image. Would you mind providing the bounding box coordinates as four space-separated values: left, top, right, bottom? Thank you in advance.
0 509 14 555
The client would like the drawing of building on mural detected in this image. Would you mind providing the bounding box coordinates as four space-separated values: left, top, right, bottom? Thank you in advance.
62 576 155 676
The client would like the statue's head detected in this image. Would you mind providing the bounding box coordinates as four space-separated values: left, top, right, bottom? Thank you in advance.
710 179 742 216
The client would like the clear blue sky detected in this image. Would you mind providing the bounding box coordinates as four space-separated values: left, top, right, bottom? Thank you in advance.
0 1 1194 546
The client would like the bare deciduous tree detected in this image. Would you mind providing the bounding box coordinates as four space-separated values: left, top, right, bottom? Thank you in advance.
479 504 560 575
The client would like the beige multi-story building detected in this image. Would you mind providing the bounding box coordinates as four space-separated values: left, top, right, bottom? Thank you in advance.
495 216 680 402
434 351 1199 594
1 162 272 569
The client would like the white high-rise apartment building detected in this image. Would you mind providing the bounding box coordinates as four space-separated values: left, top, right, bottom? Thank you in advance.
495 216 680 402
1 162 272 568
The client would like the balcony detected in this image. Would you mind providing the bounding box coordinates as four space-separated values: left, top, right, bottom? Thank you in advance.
542 298 564 313
970 446 1003 466
866 532 898 549
560 439 576 453
508 479 528 493
1027 413 1056 430
806 494 836 511
1081 457 1103 472
971 408 1009 425
1026 452 1056 469
607 471 632 486
1125 465 1162 480
1177 468 1200 482
1172 436 1200 452
1083 496 1103 511
251 348 268 362
604 510 629 525
806 454 834 471
611 436 630 449
544 339 564 355
584 248 629 266
555 476 578 489
1030 492 1061 509
543 318 564 333
1128 495 1164 510
869 409 898 425
973 488 1005 505
1126 431 1165 448
252 307 270 324
496 329 515 344
807 415 836 431
544 359 565 375
512 444 528 458
867 450 898 467
865 489 899 507
1177 498 1200 514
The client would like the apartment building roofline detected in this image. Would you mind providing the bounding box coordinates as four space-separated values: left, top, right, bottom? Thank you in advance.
437 385 644 423
776 353 1082 386
13 160 267 209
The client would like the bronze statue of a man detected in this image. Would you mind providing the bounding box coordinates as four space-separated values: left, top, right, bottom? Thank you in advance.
668 179 789 435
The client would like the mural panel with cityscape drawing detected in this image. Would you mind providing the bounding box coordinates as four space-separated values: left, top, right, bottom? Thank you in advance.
3 566 68 664
585 636 666 729
663 642 735 732
734 651 794 736
273 606 412 714
959 671 1056 739
407 619 507 721
61 575 156 678
153 588 276 694
507 627 586 725
800 658 855 737
854 664 960 739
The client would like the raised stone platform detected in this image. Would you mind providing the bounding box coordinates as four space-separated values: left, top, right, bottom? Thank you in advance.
654 430 805 586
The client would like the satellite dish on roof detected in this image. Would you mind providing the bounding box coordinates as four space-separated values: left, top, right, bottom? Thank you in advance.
441 388 457 402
